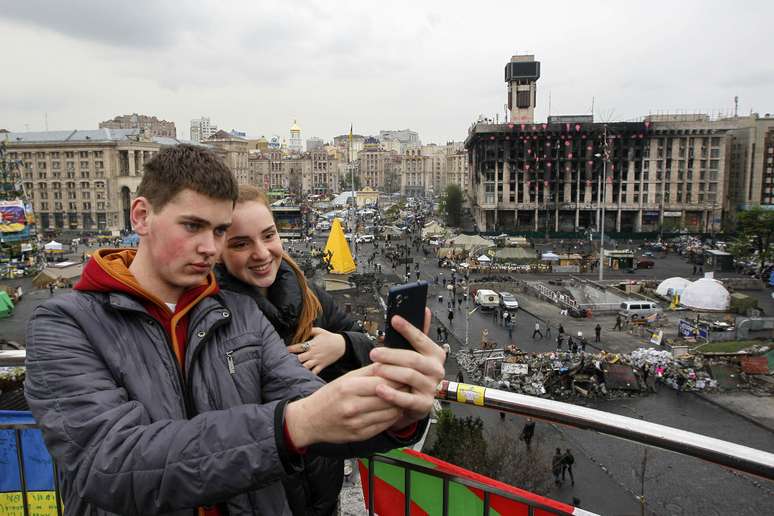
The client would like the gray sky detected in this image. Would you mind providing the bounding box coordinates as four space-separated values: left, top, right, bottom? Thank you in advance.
2 0 772 144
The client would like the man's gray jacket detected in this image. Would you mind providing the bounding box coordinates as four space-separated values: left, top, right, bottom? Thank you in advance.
24 290 424 515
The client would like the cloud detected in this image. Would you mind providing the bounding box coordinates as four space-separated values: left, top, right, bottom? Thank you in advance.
2 1 773 143
0 0 209 48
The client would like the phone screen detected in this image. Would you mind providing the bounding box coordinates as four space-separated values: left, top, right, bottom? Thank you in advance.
384 281 428 350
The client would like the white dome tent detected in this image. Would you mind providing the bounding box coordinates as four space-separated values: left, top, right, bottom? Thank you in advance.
656 277 692 298
680 277 731 311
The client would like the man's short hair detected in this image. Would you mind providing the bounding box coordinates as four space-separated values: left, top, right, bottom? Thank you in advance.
137 144 238 211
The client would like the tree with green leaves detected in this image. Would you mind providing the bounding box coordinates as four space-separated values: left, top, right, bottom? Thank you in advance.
339 171 361 191
729 207 774 275
444 184 463 227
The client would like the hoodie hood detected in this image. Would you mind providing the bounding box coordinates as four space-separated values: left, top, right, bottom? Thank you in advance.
76 248 219 368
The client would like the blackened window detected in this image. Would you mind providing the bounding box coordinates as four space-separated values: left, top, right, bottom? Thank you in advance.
516 90 531 109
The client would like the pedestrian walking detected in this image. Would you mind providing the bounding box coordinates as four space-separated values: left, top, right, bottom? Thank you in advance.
520 418 535 450
507 318 514 343
438 293 443 304
675 374 686 394
613 314 622 331
580 338 587 353
415 270 420 281
561 449 575 486
552 448 563 485
546 321 552 338
436 326 443 342
48 283 55 297
595 323 602 343
556 334 563 351
447 307 454 327
442 277 447 287
558 323 565 336
532 321 543 340
456 370 464 384
502 311 510 328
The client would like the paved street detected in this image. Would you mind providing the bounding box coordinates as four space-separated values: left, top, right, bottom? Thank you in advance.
355 237 774 516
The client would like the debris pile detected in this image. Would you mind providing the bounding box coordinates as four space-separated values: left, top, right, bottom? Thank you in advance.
0 366 25 393
453 346 732 400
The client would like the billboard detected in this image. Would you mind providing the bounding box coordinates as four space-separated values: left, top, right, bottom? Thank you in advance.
0 201 27 233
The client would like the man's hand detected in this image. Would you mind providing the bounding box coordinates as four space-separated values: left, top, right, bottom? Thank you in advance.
287 327 346 374
284 365 403 448
369 308 445 430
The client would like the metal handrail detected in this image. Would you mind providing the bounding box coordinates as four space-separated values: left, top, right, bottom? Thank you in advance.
439 380 774 481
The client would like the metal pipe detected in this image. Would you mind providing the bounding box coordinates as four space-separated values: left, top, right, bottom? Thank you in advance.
438 380 774 481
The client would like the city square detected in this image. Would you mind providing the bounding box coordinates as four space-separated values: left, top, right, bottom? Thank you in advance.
2 2 774 515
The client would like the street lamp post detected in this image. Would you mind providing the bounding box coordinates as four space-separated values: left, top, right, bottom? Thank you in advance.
596 126 609 282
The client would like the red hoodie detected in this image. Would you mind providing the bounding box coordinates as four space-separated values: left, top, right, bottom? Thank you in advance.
75 248 218 373
75 249 221 516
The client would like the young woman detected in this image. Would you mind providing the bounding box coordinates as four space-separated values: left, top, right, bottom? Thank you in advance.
216 185 374 515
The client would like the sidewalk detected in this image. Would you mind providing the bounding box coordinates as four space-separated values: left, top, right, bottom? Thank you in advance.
694 391 774 433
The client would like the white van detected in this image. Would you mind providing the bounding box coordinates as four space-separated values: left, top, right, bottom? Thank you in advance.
474 289 500 309
618 301 661 319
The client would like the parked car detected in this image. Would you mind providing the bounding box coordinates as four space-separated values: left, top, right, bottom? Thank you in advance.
637 259 655 269
499 292 519 311
618 301 661 319
355 234 375 244
474 289 500 309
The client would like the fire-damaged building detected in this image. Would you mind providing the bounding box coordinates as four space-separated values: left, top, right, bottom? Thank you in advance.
466 120 654 233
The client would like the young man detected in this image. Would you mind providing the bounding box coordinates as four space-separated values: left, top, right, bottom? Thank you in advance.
24 145 444 515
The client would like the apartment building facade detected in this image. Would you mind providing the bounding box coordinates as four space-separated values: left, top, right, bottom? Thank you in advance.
3 129 176 233
99 114 176 138
204 130 250 185
466 114 772 234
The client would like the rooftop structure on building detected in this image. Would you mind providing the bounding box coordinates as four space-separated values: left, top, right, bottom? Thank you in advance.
379 129 420 153
288 120 303 153
505 54 540 124
306 137 324 152
190 116 217 143
99 114 176 138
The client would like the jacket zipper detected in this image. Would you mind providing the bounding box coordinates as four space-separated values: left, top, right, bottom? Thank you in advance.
185 316 230 414
225 351 236 374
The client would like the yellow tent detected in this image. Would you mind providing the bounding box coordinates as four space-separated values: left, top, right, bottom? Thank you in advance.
323 218 356 274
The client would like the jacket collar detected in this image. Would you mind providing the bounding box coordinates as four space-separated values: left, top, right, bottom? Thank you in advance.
214 260 301 338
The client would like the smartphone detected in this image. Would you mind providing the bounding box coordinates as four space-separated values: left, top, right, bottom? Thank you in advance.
384 281 428 350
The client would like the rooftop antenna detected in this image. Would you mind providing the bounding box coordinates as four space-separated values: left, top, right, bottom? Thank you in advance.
548 90 552 118
734 96 739 117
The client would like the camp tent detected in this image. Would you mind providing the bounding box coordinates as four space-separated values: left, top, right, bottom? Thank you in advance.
44 241 64 252
680 277 731 311
492 247 537 263
0 290 14 318
121 233 140 246
656 277 691 298
421 221 446 239
447 234 494 251
323 218 356 274
32 262 84 288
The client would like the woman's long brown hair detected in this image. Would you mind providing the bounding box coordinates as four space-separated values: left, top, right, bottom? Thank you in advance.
236 185 322 344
